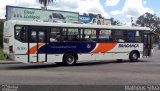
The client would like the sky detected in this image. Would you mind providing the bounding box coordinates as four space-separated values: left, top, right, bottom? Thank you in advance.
0 0 159 24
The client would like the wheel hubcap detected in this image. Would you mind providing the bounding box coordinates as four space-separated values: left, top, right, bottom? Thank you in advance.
67 56 74 64
133 54 137 60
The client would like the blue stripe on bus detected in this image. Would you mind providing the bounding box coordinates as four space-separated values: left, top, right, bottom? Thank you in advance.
38 42 97 54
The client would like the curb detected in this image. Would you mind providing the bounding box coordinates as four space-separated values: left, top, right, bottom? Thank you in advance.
0 60 22 64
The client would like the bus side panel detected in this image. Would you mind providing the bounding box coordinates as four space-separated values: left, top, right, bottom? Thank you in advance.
38 42 97 62
78 54 96 61
15 55 28 63
47 54 63 63
14 40 28 63
111 43 143 60
78 53 113 61
97 53 113 60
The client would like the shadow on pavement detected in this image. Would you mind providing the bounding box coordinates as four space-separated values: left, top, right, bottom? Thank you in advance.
75 60 150 66
5 63 59 70
4 60 150 70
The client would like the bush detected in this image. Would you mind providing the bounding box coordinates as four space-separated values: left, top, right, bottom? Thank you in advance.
0 48 4 60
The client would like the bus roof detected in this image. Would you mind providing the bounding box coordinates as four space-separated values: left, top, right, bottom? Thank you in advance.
6 20 151 31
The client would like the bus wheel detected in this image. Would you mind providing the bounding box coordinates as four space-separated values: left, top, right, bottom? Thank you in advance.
129 51 138 62
63 53 77 66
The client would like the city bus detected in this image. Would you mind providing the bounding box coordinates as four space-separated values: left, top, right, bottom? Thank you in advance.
3 20 152 65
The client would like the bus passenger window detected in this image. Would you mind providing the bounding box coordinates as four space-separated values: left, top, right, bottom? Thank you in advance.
69 28 79 41
50 37 57 42
135 31 142 42
31 31 37 42
15 26 27 42
50 28 61 42
99 30 112 42
38 31 45 43
116 37 125 42
61 28 68 41
114 30 125 42
83 29 96 42
114 30 137 43
62 28 79 42
127 31 135 42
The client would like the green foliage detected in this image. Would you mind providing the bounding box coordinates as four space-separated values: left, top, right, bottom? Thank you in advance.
111 17 120 25
82 13 104 19
136 12 160 43
39 0 54 9
136 12 160 32
152 31 160 43
0 20 4 48
0 48 4 60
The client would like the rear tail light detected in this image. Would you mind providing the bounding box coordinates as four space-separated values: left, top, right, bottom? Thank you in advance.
4 38 9 43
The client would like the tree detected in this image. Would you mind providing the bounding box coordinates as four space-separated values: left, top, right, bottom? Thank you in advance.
136 12 160 43
88 13 97 18
39 0 55 9
136 12 160 32
83 13 88 16
111 17 120 25
97 14 104 19
0 20 4 48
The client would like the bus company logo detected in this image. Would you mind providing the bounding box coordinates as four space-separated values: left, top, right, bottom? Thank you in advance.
118 44 139 48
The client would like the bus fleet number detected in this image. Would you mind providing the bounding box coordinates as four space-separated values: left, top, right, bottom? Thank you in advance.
17 47 27 50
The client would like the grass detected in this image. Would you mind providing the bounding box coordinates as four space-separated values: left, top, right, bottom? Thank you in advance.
0 48 4 60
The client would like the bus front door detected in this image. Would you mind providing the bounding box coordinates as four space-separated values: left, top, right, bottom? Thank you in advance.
143 33 152 57
28 27 47 63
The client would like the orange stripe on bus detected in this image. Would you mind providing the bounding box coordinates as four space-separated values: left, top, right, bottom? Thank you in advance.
92 43 117 53
27 43 45 54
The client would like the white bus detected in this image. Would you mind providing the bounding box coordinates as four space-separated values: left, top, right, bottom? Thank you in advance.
3 20 152 65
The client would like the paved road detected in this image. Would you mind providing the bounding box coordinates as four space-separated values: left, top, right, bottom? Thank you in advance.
0 50 160 86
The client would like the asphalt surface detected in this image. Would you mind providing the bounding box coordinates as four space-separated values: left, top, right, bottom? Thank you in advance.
0 49 160 86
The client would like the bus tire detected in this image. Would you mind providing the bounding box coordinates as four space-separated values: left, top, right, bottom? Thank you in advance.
129 51 138 62
63 53 77 66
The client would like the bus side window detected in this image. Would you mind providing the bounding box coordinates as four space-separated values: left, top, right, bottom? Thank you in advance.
83 29 96 42
98 30 112 42
15 26 27 42
62 28 68 41
38 31 45 43
135 31 142 42
127 31 135 42
30 31 37 42
113 30 138 43
114 30 125 43
50 28 61 42
62 28 79 42
68 28 79 41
